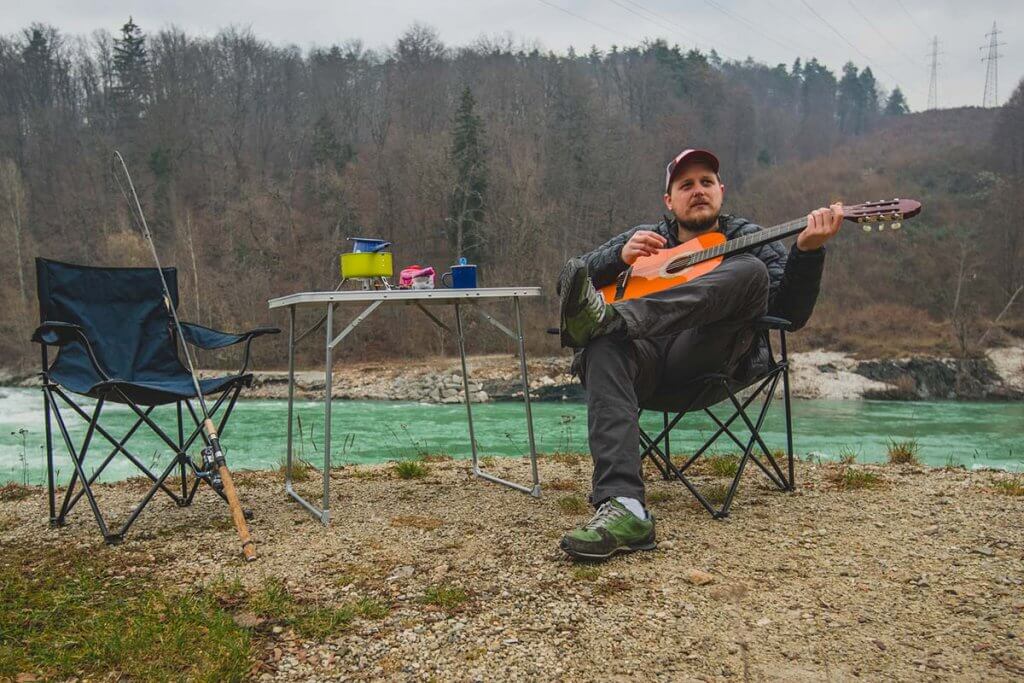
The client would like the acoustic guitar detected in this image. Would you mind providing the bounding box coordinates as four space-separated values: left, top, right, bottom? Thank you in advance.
599 198 922 303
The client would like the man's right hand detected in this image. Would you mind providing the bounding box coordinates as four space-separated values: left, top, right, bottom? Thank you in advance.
621 230 667 266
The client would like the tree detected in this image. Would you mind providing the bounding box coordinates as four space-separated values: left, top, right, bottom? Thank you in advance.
992 78 1024 175
447 86 488 261
884 87 910 116
837 62 876 135
112 16 150 121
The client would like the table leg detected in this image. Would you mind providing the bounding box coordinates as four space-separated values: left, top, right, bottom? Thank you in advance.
322 302 333 523
459 301 541 497
453 303 480 471
285 306 295 492
514 297 541 497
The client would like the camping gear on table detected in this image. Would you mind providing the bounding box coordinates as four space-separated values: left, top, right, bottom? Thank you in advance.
341 237 394 288
398 265 436 289
108 150 265 561
441 257 478 289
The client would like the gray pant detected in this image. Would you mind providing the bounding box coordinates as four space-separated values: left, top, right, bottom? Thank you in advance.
577 254 770 506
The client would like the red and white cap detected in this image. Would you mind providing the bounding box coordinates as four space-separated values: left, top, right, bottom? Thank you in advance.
664 148 720 192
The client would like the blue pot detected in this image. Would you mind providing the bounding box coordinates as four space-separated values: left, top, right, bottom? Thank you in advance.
347 237 392 253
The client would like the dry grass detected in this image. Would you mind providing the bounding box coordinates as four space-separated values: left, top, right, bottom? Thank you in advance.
646 490 673 505
0 483 35 502
794 302 953 358
394 460 430 479
572 567 601 582
279 456 316 483
557 495 590 515
547 478 578 491
826 466 886 490
991 475 1024 497
548 452 586 466
420 585 469 611
887 439 921 466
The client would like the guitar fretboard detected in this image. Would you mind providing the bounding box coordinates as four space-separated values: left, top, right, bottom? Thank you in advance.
666 217 808 273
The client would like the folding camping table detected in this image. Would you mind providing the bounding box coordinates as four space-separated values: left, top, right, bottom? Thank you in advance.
268 287 543 524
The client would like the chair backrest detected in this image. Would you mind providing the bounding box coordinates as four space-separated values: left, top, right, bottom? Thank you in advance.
36 258 188 386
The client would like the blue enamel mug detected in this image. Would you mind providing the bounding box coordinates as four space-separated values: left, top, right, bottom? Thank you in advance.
441 258 478 288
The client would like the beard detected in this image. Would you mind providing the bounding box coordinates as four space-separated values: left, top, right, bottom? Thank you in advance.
677 210 720 234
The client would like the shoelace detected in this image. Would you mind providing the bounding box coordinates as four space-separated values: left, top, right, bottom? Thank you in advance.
583 280 605 320
583 501 625 530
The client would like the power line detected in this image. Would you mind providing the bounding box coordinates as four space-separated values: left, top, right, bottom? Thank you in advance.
798 0 905 88
607 0 742 62
980 21 1006 108
702 0 799 62
846 0 924 70
535 0 642 46
894 0 930 41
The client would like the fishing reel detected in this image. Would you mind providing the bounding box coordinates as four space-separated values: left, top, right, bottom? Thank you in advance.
195 445 224 492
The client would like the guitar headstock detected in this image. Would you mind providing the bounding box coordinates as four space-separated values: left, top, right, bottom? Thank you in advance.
843 198 922 232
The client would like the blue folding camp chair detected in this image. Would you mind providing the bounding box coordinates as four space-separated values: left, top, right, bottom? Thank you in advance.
638 317 795 517
32 258 279 544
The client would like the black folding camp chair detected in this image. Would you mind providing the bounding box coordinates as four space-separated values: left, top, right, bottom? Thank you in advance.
639 316 795 518
32 258 279 544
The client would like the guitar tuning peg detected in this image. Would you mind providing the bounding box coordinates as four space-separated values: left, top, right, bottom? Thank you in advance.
878 223 886 231
862 224 872 232
891 222 902 230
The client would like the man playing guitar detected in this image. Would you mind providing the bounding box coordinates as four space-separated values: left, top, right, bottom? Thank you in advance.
558 147 843 560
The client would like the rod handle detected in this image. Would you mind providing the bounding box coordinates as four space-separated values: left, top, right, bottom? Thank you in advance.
204 418 256 562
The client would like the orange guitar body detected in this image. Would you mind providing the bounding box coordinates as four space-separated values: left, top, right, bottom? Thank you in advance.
598 231 726 303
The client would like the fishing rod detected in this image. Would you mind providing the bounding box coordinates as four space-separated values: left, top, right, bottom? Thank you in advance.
112 150 256 562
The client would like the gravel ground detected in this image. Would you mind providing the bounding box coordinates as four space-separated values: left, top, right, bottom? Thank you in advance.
3 458 1023 681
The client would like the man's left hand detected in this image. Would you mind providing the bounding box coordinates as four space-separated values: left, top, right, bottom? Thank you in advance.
796 202 843 252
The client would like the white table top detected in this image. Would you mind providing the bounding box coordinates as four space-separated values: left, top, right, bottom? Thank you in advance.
268 287 542 309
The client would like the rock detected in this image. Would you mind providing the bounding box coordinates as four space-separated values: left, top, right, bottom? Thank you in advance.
388 565 416 581
686 569 716 586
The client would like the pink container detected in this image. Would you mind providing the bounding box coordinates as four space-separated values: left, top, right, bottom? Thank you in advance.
398 265 436 289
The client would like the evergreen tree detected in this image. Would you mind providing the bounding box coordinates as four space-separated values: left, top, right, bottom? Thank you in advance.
447 86 488 261
884 87 910 116
112 16 150 120
21 27 54 109
837 62 864 134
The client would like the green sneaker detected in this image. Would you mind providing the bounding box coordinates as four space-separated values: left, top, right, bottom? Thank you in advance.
558 258 623 348
560 499 656 560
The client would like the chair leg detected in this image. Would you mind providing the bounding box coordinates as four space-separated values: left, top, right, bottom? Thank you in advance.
42 377 57 526
45 388 112 539
177 401 189 503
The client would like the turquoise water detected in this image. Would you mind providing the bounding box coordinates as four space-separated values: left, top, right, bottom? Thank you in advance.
1 386 1021 485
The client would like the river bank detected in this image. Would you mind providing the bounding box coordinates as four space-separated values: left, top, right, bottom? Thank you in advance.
5 344 1022 405
2 458 1022 680
220 345 1022 403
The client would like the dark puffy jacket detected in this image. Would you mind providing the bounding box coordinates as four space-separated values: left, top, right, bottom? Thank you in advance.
576 214 826 379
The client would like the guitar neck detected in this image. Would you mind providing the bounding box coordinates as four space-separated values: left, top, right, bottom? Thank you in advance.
672 217 808 271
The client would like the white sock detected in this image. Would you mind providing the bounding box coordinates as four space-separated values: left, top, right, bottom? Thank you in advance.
615 496 647 520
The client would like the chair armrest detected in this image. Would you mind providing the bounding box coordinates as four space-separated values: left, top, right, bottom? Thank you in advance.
32 321 86 346
753 316 792 332
180 322 280 350
31 321 112 381
180 322 280 375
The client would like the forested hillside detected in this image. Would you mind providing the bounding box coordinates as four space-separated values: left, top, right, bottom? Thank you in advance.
1 20 1021 369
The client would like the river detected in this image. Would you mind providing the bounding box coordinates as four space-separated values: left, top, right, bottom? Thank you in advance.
1 387 1021 485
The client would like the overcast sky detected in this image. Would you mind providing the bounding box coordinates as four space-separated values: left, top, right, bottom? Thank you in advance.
4 1 1019 109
